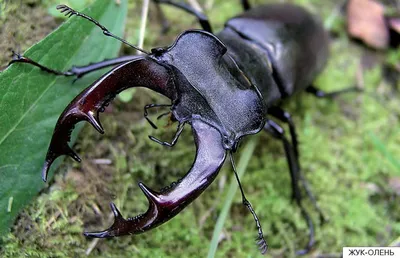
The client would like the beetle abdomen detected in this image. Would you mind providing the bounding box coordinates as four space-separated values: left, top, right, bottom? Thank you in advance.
217 27 282 107
222 4 329 97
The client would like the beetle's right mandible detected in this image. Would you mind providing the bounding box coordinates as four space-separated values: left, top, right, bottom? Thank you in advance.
41 56 177 180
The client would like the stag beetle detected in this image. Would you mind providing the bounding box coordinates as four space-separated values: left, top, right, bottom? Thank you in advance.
9 0 360 255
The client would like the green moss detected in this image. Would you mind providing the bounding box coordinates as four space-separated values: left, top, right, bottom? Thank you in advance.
1 0 399 257
386 48 400 70
0 0 59 68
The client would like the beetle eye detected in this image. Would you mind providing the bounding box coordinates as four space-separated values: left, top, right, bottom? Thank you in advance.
151 47 166 55
222 135 234 149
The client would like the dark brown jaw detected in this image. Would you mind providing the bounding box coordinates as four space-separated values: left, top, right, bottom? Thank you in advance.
42 56 227 236
41 57 177 181
84 120 226 237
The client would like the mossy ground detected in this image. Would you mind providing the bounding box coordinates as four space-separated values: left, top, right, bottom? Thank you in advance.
1 0 399 257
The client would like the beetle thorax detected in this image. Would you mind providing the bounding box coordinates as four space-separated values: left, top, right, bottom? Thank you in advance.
154 30 266 150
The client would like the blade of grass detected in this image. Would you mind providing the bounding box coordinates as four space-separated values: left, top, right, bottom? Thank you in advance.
389 236 400 247
369 132 400 171
118 0 148 102
137 0 149 51
207 135 259 258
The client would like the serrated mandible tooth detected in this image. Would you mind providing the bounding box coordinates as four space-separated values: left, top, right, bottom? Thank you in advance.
138 182 161 205
86 110 104 134
66 146 81 162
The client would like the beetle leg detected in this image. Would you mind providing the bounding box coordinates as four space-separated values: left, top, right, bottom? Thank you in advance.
264 120 302 205
153 0 213 33
8 51 138 78
267 107 326 223
306 85 362 98
41 57 178 181
8 50 74 77
65 56 139 78
84 120 226 237
144 103 172 129
241 0 251 11
229 152 268 255
56 5 148 54
264 119 315 255
153 0 170 33
157 111 171 120
148 122 185 147
268 106 299 157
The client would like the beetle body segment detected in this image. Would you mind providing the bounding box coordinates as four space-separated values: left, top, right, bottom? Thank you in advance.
221 4 329 98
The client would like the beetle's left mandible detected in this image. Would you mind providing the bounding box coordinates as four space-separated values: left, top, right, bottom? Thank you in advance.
41 56 227 236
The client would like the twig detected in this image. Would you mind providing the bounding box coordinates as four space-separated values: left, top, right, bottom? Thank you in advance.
92 158 112 165
86 238 100 256
205 0 214 10
85 211 114 255
188 0 203 12
137 0 150 54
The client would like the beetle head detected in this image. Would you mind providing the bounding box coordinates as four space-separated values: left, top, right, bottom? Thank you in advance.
151 30 266 149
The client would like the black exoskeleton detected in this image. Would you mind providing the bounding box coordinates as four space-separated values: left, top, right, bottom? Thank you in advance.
9 0 360 255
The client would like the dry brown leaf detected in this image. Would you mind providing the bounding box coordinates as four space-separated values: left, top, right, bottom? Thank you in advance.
388 17 400 34
347 0 389 49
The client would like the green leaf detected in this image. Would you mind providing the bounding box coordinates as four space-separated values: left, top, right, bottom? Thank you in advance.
0 0 127 234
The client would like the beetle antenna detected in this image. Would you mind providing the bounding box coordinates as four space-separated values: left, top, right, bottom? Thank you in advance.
229 152 268 255
56 5 150 55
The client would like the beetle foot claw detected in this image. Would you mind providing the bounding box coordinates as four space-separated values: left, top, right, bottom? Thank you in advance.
56 5 78 18
8 50 26 67
11 50 22 61
256 234 268 255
